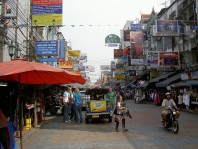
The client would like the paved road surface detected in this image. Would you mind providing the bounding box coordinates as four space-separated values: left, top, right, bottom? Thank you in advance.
17 100 198 149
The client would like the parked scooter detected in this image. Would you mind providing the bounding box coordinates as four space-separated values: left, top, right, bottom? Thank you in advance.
161 106 179 134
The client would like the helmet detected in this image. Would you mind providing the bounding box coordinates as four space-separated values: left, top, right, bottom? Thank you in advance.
165 92 171 96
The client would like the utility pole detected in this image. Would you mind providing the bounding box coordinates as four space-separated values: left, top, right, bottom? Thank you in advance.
0 0 7 62
15 0 19 55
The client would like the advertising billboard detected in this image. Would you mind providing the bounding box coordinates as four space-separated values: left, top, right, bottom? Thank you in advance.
130 31 143 58
36 40 58 56
32 0 62 26
147 51 159 66
159 52 180 66
156 20 179 36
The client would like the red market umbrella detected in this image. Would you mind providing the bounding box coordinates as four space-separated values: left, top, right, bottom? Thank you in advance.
0 59 86 149
0 59 86 84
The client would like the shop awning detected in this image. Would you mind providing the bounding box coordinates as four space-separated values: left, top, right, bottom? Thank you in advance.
155 73 182 88
171 81 189 87
186 80 198 86
149 72 175 84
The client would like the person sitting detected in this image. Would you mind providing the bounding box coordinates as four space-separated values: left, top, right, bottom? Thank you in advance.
161 92 180 127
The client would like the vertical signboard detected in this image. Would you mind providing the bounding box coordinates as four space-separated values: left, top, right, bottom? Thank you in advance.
60 39 65 58
130 31 143 58
123 30 130 41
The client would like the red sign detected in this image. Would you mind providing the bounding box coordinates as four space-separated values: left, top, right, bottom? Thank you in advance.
114 49 123 59
159 52 179 66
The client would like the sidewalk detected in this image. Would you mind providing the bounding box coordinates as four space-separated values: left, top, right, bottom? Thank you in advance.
15 120 47 149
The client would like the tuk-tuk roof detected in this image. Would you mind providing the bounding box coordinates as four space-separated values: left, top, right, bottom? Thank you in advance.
85 88 109 95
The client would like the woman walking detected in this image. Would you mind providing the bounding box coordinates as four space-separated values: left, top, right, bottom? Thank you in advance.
114 95 128 132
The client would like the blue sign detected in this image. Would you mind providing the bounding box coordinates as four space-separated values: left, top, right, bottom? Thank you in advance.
36 41 58 56
156 20 179 36
38 58 58 62
60 40 65 58
32 4 62 14
130 24 142 31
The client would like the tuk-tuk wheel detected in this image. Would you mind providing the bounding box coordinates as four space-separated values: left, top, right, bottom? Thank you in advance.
109 116 112 122
86 118 89 123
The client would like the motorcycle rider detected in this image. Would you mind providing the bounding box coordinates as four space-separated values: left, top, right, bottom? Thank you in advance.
161 92 180 127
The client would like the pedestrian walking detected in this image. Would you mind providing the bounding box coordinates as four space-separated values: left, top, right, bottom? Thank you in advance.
183 91 190 111
73 88 83 123
0 109 11 149
63 87 71 122
68 87 75 121
114 95 128 132
177 93 183 110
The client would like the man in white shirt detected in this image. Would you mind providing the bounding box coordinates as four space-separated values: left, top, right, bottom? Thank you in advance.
63 87 70 122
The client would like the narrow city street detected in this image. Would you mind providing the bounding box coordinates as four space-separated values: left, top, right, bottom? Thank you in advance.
17 100 198 149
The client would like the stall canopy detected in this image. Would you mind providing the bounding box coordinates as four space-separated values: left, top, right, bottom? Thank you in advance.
155 73 183 88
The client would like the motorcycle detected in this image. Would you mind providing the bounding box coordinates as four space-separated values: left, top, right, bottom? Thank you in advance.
161 106 179 134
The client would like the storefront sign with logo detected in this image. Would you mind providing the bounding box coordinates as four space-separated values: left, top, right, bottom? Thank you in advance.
58 61 74 69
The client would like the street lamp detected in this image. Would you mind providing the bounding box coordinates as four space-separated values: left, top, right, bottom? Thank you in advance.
15 44 21 58
8 41 15 60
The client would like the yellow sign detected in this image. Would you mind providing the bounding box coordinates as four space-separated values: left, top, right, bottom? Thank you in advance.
32 14 62 26
150 70 160 78
115 74 125 80
58 61 74 69
67 50 81 57
90 101 106 112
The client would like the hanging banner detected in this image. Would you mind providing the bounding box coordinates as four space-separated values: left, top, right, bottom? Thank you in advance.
159 52 180 66
114 49 123 59
105 34 120 46
58 61 74 69
67 50 81 57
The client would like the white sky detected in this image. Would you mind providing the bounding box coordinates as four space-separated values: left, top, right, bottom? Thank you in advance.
61 0 169 82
